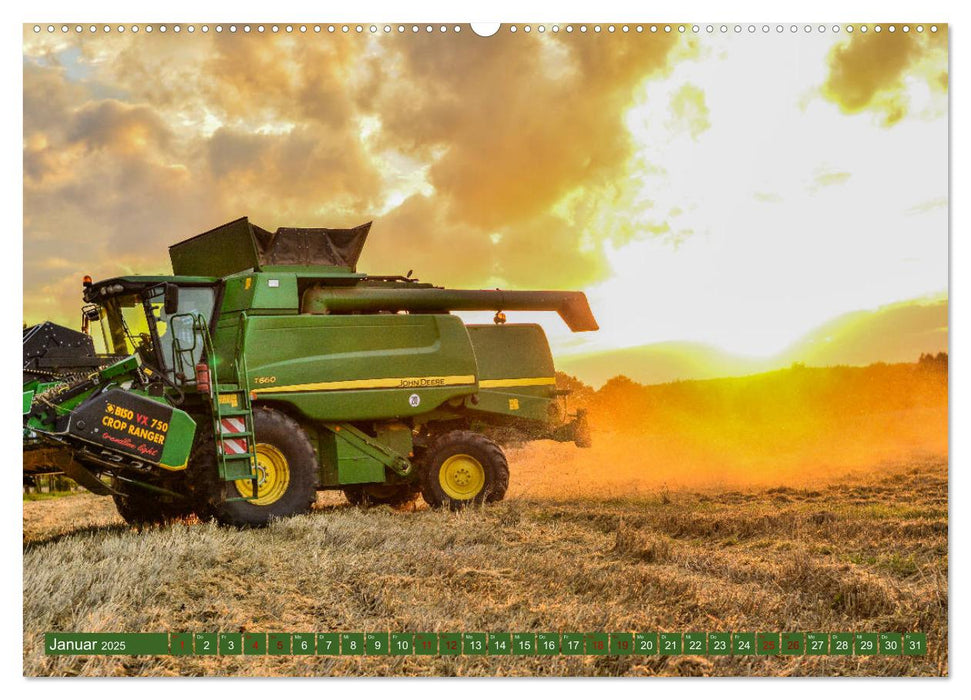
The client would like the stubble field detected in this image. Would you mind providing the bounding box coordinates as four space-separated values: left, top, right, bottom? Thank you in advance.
23 452 947 676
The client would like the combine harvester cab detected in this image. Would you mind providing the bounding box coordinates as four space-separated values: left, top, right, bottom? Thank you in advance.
23 217 598 527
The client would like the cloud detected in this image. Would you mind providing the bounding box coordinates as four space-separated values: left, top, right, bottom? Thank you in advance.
22 31 389 327
361 31 685 285
667 83 710 140
23 27 690 330
203 34 365 131
821 27 948 126
810 169 852 192
358 194 496 283
206 125 383 220
68 100 172 154
753 192 783 204
905 196 948 215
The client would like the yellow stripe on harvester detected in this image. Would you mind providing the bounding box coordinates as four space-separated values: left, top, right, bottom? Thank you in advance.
478 377 556 388
252 375 477 394
250 375 557 394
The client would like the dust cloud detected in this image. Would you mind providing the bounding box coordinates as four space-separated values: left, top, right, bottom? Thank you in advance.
509 360 948 498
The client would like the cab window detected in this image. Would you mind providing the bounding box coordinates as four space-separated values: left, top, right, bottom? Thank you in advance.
152 285 217 379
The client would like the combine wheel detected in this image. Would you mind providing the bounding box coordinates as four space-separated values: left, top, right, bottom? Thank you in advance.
420 430 509 509
213 407 318 527
343 484 421 507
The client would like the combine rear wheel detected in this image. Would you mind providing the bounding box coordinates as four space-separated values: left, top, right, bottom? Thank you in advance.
420 430 509 509
343 484 420 507
212 408 318 527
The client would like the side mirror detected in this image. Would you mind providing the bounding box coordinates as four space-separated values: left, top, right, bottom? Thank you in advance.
164 284 180 315
80 306 100 335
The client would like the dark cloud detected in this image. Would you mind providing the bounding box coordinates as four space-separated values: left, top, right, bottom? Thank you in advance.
358 31 683 286
206 125 382 220
204 34 364 129
373 32 679 227
23 61 87 132
822 27 948 126
68 100 172 153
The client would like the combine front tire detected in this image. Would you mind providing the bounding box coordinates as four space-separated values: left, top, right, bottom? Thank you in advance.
214 407 318 527
420 431 509 509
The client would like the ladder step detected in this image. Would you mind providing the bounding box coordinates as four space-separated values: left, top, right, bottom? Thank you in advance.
220 430 254 439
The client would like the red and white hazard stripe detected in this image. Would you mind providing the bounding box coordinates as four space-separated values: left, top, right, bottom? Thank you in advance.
221 438 249 455
221 417 246 434
219 417 249 455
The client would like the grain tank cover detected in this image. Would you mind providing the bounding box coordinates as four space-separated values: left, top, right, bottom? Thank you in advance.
169 217 371 277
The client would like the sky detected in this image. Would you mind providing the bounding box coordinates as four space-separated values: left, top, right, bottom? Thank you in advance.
22 23 949 367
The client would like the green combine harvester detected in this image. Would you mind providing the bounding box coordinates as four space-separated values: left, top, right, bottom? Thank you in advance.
23 218 597 526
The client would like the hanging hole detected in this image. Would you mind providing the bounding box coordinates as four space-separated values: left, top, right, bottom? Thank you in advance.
471 23 501 37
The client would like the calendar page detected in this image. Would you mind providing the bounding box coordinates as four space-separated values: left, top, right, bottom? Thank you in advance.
22 15 949 679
